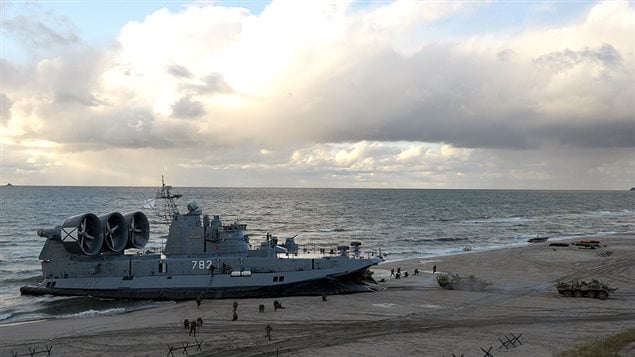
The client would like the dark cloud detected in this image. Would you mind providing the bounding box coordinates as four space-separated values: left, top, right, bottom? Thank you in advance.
171 96 206 118
0 93 12 124
496 49 516 63
533 44 622 71
198 73 233 94
167 64 192 78
31 102 200 150
54 91 105 107
540 120 635 148
260 41 633 150
3 14 79 51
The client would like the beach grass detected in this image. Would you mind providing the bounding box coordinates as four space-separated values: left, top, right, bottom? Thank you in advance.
556 327 635 357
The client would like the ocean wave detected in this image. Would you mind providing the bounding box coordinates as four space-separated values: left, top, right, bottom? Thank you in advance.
0 312 13 321
319 228 347 232
61 308 127 319
463 216 532 224
1 275 42 285
434 237 467 242
592 209 634 217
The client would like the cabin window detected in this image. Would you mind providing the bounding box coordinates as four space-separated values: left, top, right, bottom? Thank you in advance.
273 276 279 282
159 262 167 273
279 276 285 282
51 282 56 287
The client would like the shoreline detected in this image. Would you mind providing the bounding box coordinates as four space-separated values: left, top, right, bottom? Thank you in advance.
1 233 633 356
1 232 632 326
379 230 635 264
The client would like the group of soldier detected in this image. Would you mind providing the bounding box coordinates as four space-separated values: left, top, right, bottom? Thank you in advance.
184 295 317 341
389 265 435 279
390 266 418 279
183 317 203 336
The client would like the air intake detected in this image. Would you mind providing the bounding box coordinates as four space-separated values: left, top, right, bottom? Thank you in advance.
60 213 104 256
99 212 128 253
124 211 150 249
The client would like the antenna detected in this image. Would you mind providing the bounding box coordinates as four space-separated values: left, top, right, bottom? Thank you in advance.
156 176 182 225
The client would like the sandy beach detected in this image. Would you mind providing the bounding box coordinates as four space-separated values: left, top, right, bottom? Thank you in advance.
1 234 633 357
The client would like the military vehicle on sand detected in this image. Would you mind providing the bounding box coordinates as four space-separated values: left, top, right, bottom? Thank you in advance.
556 280 616 300
436 273 491 291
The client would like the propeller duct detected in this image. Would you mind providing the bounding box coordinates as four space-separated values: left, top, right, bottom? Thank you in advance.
60 213 104 256
99 212 127 253
124 211 150 249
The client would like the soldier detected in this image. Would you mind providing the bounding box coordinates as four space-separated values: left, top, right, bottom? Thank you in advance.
196 295 202 309
259 304 265 312
390 268 395 278
265 324 272 341
433 264 437 274
189 322 197 336
232 301 238 313
414 268 419 275
183 319 190 329
197 317 203 326
232 311 238 321
404 271 409 278
273 300 283 311
322 294 327 302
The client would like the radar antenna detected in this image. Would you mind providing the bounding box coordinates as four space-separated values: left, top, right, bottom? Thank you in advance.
156 175 182 224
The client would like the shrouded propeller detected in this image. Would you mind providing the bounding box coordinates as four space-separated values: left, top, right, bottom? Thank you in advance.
99 212 127 253
60 213 104 255
124 211 149 249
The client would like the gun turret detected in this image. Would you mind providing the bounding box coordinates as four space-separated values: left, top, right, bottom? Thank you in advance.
37 227 61 239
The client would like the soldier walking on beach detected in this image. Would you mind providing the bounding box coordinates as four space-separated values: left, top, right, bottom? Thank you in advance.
232 311 238 321
189 322 197 336
265 324 272 341
196 295 202 309
433 265 437 274
232 301 238 313
390 268 395 277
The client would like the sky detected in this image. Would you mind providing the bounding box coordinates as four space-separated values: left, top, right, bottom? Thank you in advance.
1 0 634 189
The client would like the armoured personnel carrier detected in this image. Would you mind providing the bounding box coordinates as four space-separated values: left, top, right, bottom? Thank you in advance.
556 280 616 300
436 273 491 291
20 179 384 300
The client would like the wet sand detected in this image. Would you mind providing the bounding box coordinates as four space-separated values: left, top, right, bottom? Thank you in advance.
1 234 633 356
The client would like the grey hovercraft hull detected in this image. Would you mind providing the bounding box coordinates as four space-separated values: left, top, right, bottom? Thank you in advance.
20 269 379 300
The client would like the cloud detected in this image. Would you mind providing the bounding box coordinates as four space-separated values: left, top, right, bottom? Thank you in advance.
171 95 205 118
167 64 192 78
533 43 622 71
198 73 233 94
2 14 80 52
1 0 633 188
0 93 13 124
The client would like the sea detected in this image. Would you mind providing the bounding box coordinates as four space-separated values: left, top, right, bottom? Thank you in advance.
0 186 633 324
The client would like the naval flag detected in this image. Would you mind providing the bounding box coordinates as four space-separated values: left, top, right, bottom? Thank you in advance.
142 198 156 209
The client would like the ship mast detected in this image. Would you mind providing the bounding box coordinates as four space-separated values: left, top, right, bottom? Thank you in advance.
156 175 182 224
